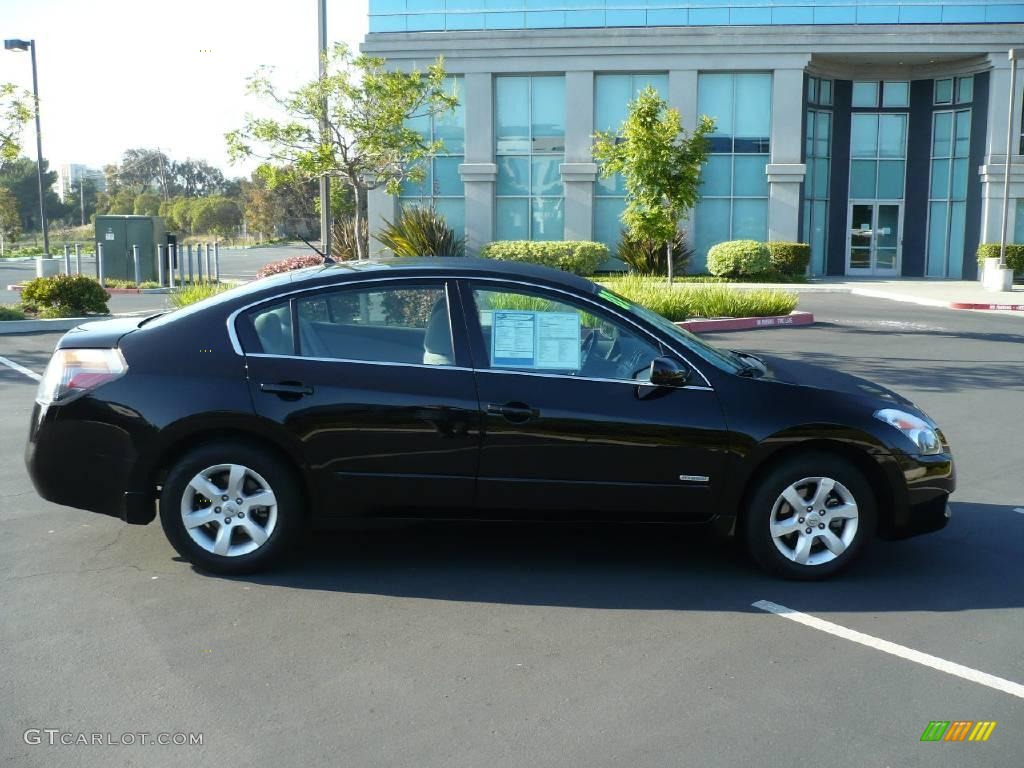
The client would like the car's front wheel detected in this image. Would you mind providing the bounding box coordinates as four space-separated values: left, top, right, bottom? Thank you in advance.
744 454 876 580
159 442 303 574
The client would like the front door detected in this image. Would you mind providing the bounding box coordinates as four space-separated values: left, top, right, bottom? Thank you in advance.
461 280 729 522
242 279 481 518
847 202 902 276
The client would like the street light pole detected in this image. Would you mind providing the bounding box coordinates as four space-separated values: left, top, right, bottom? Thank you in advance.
999 48 1021 270
5 39 49 256
317 0 332 260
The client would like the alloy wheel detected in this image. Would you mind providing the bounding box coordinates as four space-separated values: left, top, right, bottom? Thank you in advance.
179 463 278 557
768 476 859 567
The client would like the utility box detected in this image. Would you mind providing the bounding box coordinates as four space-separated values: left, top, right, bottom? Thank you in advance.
95 215 167 283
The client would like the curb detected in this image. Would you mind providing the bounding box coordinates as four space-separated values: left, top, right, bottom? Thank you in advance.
6 284 171 295
949 301 1024 311
0 311 153 335
676 311 815 333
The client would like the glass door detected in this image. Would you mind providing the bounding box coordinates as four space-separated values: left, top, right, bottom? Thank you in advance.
847 202 902 276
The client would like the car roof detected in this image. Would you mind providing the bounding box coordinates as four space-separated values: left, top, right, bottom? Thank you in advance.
291 257 601 295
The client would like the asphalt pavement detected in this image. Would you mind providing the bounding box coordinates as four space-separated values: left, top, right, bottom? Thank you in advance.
0 292 1021 768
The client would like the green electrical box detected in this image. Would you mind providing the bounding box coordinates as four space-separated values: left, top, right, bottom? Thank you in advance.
94 215 167 283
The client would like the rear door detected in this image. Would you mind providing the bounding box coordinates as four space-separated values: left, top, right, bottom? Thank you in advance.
241 278 482 518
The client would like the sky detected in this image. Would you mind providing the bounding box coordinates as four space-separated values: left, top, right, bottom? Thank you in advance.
1 0 369 176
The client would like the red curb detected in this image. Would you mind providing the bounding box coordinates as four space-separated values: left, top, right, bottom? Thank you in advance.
949 302 1024 311
676 311 815 333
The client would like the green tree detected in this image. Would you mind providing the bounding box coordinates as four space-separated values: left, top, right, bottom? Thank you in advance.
226 43 458 259
173 159 225 197
1 83 32 165
133 191 161 216
0 186 21 254
65 177 100 226
0 157 64 232
593 87 714 282
191 196 241 237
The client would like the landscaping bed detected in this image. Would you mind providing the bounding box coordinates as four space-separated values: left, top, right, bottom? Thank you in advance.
598 274 799 321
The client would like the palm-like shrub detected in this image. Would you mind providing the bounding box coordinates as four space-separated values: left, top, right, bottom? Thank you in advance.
332 216 368 261
616 228 691 276
376 206 465 258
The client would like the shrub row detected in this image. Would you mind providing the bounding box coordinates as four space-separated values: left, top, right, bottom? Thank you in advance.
706 240 811 278
600 274 798 321
480 241 609 276
977 243 1024 272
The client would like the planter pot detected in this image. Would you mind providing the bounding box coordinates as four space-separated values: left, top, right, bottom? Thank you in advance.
981 257 1014 292
35 257 62 278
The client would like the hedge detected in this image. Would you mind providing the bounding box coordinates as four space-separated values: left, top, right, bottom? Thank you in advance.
766 242 811 276
706 239 771 278
480 241 608 276
977 243 1024 273
600 275 798 320
20 274 110 317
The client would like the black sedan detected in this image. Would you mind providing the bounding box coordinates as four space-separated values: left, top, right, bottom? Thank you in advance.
26 258 954 579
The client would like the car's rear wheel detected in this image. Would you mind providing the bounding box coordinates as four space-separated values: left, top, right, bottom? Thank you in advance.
159 442 303 574
744 454 876 580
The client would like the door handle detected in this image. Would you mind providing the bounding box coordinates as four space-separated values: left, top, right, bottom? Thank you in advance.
486 402 539 423
260 381 314 398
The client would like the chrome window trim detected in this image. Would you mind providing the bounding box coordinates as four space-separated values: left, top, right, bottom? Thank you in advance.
226 273 713 389
242 353 711 391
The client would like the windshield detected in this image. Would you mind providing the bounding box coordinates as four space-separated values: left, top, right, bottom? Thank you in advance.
596 287 745 374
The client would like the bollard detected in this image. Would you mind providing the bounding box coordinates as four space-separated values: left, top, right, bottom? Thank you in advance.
157 244 165 288
205 243 213 280
132 244 141 286
97 243 105 286
196 244 204 282
74 243 81 275
214 242 220 281
63 244 71 275
176 244 184 286
187 245 194 284
168 244 176 289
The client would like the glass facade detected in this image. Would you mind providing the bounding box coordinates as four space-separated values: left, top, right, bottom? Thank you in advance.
400 77 466 237
1017 200 1024 243
369 1 1024 33
803 78 832 275
926 109 972 277
849 113 907 200
495 75 566 241
593 73 669 253
693 72 772 270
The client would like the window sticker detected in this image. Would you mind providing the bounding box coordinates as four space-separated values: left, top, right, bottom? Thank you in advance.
491 310 581 370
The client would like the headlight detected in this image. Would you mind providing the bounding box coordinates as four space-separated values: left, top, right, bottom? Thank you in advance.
874 408 942 455
36 348 127 406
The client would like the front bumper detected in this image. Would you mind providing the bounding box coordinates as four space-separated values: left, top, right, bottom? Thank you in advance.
881 451 956 539
25 401 156 525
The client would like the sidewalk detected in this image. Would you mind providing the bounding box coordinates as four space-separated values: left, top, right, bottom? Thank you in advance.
726 277 1024 317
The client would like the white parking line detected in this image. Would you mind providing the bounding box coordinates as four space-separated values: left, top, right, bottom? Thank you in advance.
753 600 1024 700
0 355 42 382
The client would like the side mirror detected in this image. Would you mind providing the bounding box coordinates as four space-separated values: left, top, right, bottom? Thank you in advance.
649 356 690 388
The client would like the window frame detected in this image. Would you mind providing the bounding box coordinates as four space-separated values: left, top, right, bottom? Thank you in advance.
236 277 473 370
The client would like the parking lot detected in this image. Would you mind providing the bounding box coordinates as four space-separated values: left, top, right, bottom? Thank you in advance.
1 292 1022 768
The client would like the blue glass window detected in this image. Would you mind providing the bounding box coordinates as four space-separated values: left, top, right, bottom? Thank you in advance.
927 108 971 277
803 102 832 276
849 113 907 200
398 77 466 238
694 72 771 271
496 75 565 241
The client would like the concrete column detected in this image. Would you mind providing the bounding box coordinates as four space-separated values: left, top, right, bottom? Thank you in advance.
980 57 1024 244
460 73 495 255
767 67 808 243
562 71 596 242
367 186 398 257
669 70 700 243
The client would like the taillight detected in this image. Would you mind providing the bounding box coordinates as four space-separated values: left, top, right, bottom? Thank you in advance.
36 348 128 405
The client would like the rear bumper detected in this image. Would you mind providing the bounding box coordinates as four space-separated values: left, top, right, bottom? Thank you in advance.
25 402 156 525
881 451 956 539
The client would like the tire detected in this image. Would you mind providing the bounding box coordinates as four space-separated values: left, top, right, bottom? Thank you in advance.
159 441 304 575
743 453 877 580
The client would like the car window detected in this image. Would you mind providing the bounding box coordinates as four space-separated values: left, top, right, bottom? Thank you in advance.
250 283 454 366
471 285 663 382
